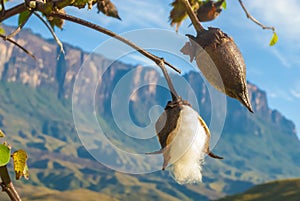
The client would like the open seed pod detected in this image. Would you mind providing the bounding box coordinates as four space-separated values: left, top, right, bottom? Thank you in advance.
148 98 222 184
196 0 224 22
97 0 121 20
181 27 253 112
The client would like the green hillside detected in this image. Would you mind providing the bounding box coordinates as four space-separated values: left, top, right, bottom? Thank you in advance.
1 25 300 201
16 185 116 201
1 80 300 201
217 178 300 201
0 82 210 201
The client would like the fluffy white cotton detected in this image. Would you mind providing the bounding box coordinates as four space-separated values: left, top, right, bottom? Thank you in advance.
168 105 207 184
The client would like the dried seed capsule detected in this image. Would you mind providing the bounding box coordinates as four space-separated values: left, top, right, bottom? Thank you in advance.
148 98 222 184
196 0 224 22
97 0 121 20
181 27 253 112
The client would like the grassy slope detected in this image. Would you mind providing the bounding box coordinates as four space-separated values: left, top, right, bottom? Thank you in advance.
217 178 300 201
1 82 300 201
0 82 207 201
200 112 300 196
19 186 117 201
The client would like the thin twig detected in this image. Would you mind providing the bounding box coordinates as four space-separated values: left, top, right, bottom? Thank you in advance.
0 3 26 22
183 0 204 33
0 1 181 74
238 0 275 31
6 11 33 39
1 0 5 15
49 11 181 74
0 166 22 201
33 11 65 55
0 33 36 59
157 59 179 101
50 11 181 99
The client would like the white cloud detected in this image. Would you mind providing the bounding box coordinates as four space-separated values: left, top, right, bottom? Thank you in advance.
122 53 156 67
246 0 300 45
268 89 294 102
290 89 300 99
290 81 300 99
238 0 300 70
57 1 300 70
269 48 292 68
65 0 175 35
114 0 170 29
268 92 278 98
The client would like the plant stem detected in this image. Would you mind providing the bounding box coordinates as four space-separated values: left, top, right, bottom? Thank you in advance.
50 11 180 100
1 0 5 15
0 2 180 73
238 0 275 31
183 0 204 33
49 11 181 74
0 33 36 59
33 11 65 55
0 0 181 98
6 11 33 39
157 59 180 101
0 166 22 201
0 3 26 22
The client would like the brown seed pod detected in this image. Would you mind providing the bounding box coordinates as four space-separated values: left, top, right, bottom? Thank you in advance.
181 27 253 112
97 0 121 20
196 0 224 22
148 98 223 174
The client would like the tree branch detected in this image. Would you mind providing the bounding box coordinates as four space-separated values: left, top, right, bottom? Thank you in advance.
0 166 22 201
157 59 179 101
0 33 36 59
49 11 181 100
49 11 181 74
33 11 65 55
183 0 204 33
0 3 26 22
1 0 5 15
0 0 182 96
0 1 181 73
6 11 33 39
238 0 275 31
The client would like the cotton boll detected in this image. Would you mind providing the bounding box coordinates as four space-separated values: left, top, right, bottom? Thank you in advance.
168 105 207 184
151 98 223 185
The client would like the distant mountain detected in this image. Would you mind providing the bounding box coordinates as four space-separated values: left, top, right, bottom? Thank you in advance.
0 25 300 200
217 178 300 201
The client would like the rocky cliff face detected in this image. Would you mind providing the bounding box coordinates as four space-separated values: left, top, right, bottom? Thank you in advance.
1 25 300 199
1 28 76 96
0 25 296 138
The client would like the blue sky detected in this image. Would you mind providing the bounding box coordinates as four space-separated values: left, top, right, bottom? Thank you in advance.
3 0 300 138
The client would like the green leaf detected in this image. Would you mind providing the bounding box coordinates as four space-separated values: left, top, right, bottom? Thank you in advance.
269 32 278 46
0 144 11 166
18 10 31 26
12 149 29 180
0 28 4 35
72 0 90 9
0 24 5 35
23 164 29 180
0 129 5 137
47 16 65 30
169 0 199 31
221 0 227 9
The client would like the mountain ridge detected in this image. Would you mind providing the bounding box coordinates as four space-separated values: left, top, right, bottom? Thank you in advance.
0 24 299 200
1 25 296 137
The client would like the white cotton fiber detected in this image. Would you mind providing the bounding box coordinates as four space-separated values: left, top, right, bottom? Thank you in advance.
168 105 207 184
